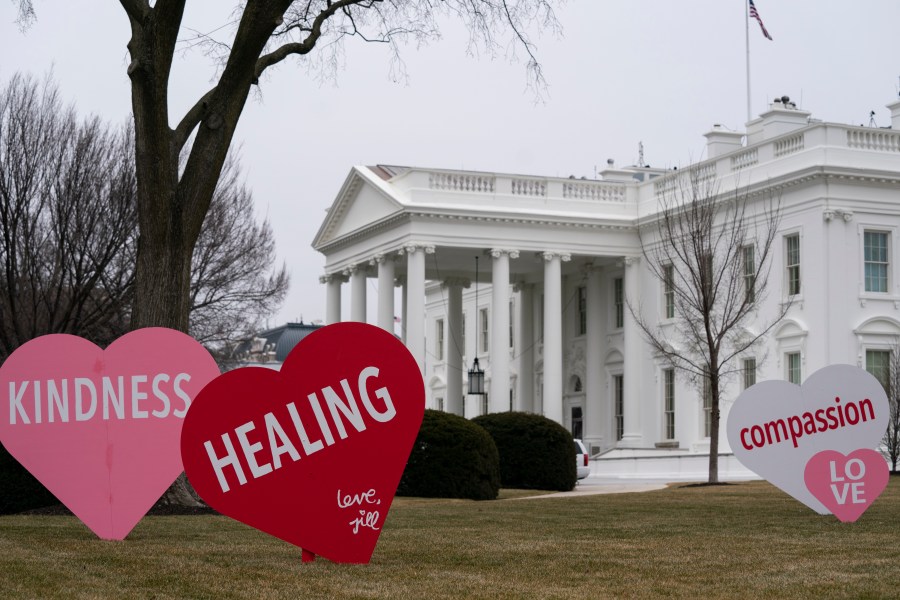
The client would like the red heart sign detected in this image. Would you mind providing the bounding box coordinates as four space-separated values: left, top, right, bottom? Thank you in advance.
181 322 424 564
0 328 220 539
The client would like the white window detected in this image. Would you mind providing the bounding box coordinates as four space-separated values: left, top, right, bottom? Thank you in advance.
786 352 801 384
663 265 675 319
480 308 489 353
509 299 515 348
435 397 444 412
743 245 756 304
461 312 466 359
865 349 891 394
435 319 444 361
614 277 624 328
614 374 624 441
577 286 587 335
702 373 712 437
743 357 757 389
864 231 889 293
785 234 801 296
663 369 675 440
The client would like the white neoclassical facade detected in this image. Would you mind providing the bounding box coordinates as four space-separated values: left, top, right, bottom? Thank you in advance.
312 96 900 472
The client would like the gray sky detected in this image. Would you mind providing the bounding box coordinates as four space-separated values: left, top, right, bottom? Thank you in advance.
2 1 899 327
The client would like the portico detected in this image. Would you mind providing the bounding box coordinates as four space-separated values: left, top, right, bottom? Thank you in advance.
312 165 645 454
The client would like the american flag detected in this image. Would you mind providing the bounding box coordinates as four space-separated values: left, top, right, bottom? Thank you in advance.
749 0 773 41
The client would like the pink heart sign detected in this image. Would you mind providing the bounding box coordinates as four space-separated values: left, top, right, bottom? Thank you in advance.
804 449 889 522
181 322 425 564
0 328 220 539
726 364 888 515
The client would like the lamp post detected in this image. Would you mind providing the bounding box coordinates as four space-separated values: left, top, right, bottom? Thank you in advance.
467 255 486 397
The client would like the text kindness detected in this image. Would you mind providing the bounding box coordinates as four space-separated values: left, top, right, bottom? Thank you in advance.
8 373 193 425
203 366 396 493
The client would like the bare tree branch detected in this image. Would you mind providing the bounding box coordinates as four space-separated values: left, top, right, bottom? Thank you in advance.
630 171 789 483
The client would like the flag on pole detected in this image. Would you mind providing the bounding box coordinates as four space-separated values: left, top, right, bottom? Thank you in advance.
749 0 773 40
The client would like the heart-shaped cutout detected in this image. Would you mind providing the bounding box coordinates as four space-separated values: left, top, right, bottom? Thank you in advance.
0 328 220 539
726 364 888 514
804 449 888 522
181 322 424 564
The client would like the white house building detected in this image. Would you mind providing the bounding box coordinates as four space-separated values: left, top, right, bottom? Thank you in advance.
312 96 900 476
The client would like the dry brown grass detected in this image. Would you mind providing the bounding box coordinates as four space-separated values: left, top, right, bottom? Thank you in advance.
2 479 900 599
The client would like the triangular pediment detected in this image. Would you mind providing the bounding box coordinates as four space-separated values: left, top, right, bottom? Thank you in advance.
313 167 405 249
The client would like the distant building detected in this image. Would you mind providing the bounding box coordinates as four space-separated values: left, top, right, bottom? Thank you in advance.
312 96 900 477
230 322 323 370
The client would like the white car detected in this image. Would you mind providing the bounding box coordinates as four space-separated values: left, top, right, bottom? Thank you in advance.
574 438 590 480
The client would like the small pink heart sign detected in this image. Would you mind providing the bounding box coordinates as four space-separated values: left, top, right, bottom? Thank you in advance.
804 449 889 522
727 364 889 518
181 322 425 564
0 328 220 539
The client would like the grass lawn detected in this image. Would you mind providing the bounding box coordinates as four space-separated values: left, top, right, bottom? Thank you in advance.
2 480 900 599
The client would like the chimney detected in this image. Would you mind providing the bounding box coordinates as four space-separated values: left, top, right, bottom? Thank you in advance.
888 97 900 130
703 125 744 158
599 158 634 183
746 95 812 144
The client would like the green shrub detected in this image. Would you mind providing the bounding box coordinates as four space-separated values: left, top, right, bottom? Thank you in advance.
473 412 576 492
398 409 500 500
0 445 58 514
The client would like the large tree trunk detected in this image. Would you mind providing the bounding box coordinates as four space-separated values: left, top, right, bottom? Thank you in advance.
122 2 278 507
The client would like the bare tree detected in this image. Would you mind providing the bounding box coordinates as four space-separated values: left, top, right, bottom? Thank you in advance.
0 73 288 361
188 154 288 348
13 1 562 340
0 72 137 359
631 171 788 484
878 341 900 473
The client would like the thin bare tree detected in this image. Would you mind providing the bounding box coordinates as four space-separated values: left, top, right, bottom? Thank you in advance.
878 341 900 473
631 171 789 484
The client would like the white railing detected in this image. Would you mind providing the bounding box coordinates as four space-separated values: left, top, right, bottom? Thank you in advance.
653 163 717 198
428 172 496 193
562 181 626 203
774 133 804 157
847 129 900 153
731 148 758 171
511 178 547 197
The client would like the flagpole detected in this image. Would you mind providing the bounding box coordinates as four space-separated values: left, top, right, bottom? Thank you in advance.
745 0 752 124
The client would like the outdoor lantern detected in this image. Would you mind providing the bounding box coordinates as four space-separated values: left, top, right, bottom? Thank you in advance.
468 357 485 396
466 254 485 396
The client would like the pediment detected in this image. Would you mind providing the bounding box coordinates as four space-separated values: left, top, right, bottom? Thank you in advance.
854 316 900 336
312 167 404 249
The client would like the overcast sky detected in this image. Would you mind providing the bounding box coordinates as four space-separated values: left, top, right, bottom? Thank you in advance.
2 1 899 327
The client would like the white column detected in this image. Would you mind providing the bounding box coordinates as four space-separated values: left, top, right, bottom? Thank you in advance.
403 243 434 375
373 253 396 332
621 256 644 447
347 264 367 323
585 263 605 453
321 274 343 325
515 282 534 412
489 249 518 413
542 251 570 424
398 275 408 343
444 278 468 416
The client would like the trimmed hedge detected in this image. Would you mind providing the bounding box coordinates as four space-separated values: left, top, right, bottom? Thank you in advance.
398 409 500 500
0 445 58 514
473 412 576 492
